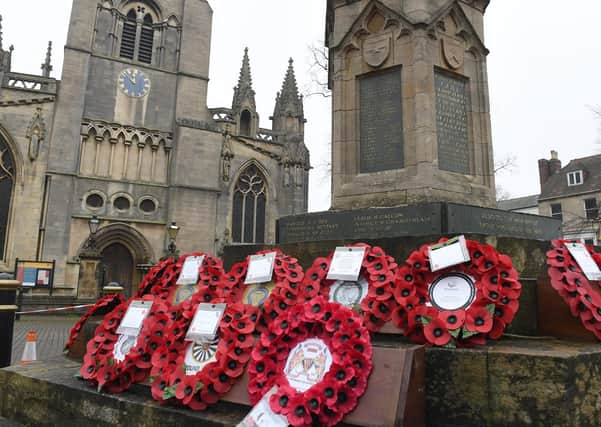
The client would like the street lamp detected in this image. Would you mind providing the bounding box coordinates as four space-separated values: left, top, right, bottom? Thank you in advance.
167 221 180 256
87 215 100 250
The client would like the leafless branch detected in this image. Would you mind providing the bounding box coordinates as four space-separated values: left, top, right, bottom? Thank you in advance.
303 43 331 99
494 154 517 174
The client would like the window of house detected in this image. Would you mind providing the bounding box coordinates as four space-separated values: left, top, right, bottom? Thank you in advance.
551 203 563 221
119 6 155 64
0 137 15 260
585 198 599 220
232 164 266 244
584 239 595 246
567 170 583 186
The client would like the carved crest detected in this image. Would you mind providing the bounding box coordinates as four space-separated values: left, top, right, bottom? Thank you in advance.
442 37 465 70
362 33 391 68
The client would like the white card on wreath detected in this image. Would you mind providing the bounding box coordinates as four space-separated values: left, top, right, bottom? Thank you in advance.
176 255 205 285
245 252 277 285
237 386 288 427
565 242 601 281
185 303 227 342
116 300 153 336
326 246 366 281
428 236 471 272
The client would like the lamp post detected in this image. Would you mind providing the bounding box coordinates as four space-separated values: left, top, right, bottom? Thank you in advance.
87 215 100 251
167 221 180 257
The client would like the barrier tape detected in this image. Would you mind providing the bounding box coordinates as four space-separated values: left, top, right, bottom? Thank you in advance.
16 304 94 315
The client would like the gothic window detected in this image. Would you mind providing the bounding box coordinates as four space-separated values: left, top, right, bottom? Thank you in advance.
119 6 155 64
120 10 137 60
138 14 154 64
240 110 252 137
232 165 266 244
0 137 15 260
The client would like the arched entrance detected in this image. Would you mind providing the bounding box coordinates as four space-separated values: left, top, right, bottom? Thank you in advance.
101 243 134 298
78 222 155 298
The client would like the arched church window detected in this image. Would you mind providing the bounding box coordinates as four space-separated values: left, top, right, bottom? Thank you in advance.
0 136 15 260
240 110 252 137
138 14 154 64
120 10 137 60
119 6 155 64
232 164 266 244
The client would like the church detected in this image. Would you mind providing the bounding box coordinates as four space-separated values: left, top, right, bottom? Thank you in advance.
0 0 310 299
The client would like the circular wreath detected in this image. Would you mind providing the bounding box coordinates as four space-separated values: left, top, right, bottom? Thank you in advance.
80 295 170 393
546 239 601 339
223 249 313 332
135 257 175 297
392 238 522 347
247 296 373 427
303 243 397 331
65 293 125 351
150 293 257 410
149 252 227 308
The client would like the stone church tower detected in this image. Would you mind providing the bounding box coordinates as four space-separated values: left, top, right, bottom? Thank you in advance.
0 1 309 299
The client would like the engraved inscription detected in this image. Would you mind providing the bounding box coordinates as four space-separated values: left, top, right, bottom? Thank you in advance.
435 71 470 174
447 204 562 241
278 205 442 243
360 70 404 173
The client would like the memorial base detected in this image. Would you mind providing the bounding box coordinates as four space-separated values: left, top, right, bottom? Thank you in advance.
2 338 601 427
0 342 424 427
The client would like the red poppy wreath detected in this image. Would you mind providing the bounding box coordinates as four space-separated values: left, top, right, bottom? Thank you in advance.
247 296 373 427
303 243 398 331
150 295 257 410
65 293 125 351
80 295 170 392
149 252 227 308
392 238 522 347
135 257 174 297
223 249 314 332
546 239 601 339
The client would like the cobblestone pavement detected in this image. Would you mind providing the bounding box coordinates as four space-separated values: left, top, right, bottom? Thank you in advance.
10 315 78 365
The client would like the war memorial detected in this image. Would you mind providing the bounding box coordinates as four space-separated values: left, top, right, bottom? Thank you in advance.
2 1 601 426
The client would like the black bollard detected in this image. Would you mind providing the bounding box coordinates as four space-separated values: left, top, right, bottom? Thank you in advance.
0 280 20 368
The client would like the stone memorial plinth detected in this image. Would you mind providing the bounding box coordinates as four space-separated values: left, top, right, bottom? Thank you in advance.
277 203 561 244
326 0 496 209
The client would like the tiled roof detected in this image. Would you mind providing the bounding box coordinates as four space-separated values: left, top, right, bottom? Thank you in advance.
497 194 539 211
540 154 601 200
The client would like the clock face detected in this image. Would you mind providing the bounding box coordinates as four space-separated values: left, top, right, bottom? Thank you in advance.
118 68 151 98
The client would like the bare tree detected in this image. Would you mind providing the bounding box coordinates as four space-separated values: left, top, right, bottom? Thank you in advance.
494 154 517 201
303 43 331 98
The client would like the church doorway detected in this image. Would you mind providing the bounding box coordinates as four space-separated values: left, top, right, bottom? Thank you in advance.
101 243 134 298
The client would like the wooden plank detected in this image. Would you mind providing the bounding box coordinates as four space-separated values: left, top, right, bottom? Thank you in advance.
537 275 597 342
223 344 425 427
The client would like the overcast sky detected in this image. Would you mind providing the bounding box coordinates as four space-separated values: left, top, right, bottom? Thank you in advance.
2 1 600 212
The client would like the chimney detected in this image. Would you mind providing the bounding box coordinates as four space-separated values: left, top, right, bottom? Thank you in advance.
538 158 550 188
548 150 562 176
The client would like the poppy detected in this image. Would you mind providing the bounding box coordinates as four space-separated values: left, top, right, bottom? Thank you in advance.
367 283 393 301
407 250 429 272
423 317 451 346
304 387 323 415
439 310 466 330
546 249 570 268
269 384 295 415
334 384 359 415
392 306 410 332
488 319 506 340
175 374 199 403
465 306 493 333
